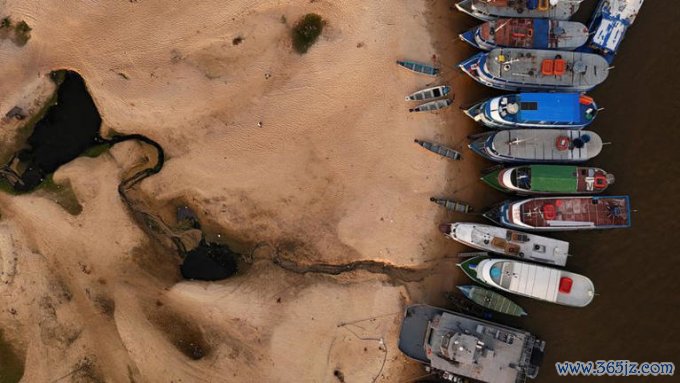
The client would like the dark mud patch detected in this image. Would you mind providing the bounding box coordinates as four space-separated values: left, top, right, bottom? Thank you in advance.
0 329 24 383
93 294 115 318
146 307 211 360
180 240 239 281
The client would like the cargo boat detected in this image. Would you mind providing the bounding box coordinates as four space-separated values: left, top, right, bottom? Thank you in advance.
468 129 603 163
455 0 583 21
464 93 598 129
481 165 615 195
441 222 570 266
484 196 632 231
459 48 610 92
398 304 545 382
582 0 645 63
460 18 588 51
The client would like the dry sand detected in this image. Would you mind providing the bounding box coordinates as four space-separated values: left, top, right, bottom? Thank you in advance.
0 0 497 381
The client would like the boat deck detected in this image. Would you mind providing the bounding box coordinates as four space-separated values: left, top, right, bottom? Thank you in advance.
490 130 602 162
482 19 587 49
515 196 630 228
483 49 610 89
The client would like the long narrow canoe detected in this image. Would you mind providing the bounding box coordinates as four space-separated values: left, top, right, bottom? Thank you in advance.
415 139 461 160
409 99 453 113
405 85 451 101
396 60 439 76
458 285 527 317
430 197 472 213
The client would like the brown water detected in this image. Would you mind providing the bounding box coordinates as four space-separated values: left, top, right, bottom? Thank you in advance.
452 2 680 382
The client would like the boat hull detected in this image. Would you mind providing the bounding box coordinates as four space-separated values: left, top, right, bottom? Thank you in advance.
455 0 580 21
481 165 613 195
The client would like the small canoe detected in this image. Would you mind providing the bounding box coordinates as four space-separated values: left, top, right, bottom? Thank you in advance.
457 255 488 284
396 60 439 76
415 139 461 160
409 99 453 113
405 85 451 101
445 293 494 320
458 285 528 317
430 197 472 213
458 251 490 258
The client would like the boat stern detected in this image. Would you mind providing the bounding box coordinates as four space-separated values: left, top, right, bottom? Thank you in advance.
439 223 454 236
467 132 493 159
482 202 505 226
456 285 473 297
463 99 486 121
480 168 506 192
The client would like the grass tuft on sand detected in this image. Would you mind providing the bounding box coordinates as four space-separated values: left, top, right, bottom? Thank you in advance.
292 13 324 54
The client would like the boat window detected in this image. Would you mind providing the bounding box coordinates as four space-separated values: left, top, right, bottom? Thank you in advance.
513 167 531 189
433 89 441 97
520 102 538 110
490 264 503 284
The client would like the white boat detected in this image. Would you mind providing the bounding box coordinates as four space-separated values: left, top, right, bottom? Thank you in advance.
405 85 451 101
441 222 569 266
455 0 584 21
477 258 595 307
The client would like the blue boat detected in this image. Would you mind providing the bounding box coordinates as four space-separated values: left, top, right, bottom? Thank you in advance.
458 48 610 92
483 196 632 231
460 18 589 51
580 0 645 64
468 129 603 163
464 93 598 129
396 60 439 77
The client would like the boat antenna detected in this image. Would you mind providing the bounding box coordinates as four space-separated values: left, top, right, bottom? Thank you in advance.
494 20 511 33
597 107 605 111
608 66 615 70
602 142 612 145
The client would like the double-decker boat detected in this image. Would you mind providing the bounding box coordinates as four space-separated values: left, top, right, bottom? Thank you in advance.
464 93 598 129
461 18 589 51
468 129 603 163
459 48 610 92
481 165 615 195
484 196 632 231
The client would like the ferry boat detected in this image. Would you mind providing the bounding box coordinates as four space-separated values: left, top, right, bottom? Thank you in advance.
464 93 598 129
468 129 603 163
476 258 595 307
458 285 528 317
441 222 570 266
459 48 611 92
584 0 645 63
482 165 615 195
455 0 583 21
398 304 545 383
484 196 632 231
460 18 589 51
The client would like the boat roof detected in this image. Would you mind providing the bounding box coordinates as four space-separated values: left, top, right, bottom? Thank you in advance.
490 129 602 162
516 93 580 123
480 259 595 306
399 304 541 383
484 48 610 88
529 165 577 192
591 0 644 51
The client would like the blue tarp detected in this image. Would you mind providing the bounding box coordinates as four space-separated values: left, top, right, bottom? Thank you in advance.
533 19 550 48
518 93 580 123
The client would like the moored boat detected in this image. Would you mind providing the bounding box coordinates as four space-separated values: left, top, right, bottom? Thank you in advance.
458 285 528 317
584 0 645 63
415 140 461 160
464 93 598 129
484 196 632 231
460 18 589 51
430 197 471 212
396 60 439 76
482 165 615 195
441 222 569 266
409 99 453 113
405 85 451 101
468 129 603 163
476 258 595 307
398 304 545 382
459 48 610 92
455 0 583 21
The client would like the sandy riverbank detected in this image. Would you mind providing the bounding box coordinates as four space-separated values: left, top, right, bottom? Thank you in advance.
0 0 495 381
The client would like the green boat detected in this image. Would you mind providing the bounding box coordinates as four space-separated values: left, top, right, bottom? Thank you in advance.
457 255 488 284
458 285 528 317
481 165 614 195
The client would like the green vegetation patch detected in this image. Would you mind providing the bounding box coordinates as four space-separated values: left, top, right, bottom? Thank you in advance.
0 16 32 46
292 13 324 54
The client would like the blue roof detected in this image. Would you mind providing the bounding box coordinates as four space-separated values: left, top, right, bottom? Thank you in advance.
518 93 580 123
532 19 550 48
